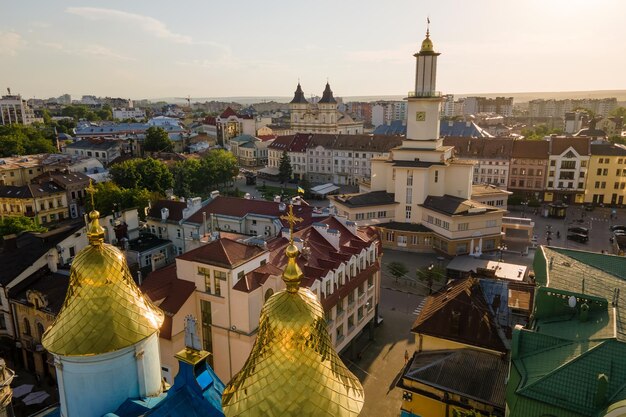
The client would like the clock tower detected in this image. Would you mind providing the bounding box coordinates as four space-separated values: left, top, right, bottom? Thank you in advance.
405 24 442 149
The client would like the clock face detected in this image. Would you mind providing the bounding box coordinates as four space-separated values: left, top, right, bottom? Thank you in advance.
416 111 426 121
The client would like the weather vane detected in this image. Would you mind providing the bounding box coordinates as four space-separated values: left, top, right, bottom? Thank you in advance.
427 16 431 36
86 179 97 211
280 204 303 242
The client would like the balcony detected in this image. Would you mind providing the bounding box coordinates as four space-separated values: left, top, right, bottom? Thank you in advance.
407 91 442 98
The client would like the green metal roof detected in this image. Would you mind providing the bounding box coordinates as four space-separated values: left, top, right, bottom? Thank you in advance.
507 246 626 417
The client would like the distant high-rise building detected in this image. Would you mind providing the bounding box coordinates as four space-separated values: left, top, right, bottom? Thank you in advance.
529 98 617 118
0 92 39 125
462 96 513 117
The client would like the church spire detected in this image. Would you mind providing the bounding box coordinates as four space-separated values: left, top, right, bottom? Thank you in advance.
318 81 337 104
290 82 308 104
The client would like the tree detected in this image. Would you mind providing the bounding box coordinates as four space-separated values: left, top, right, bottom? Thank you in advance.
386 262 409 283
0 124 56 157
520 124 562 140
93 182 152 220
171 159 202 198
278 150 292 183
610 106 626 119
416 265 446 294
0 216 47 237
143 126 173 153
109 158 173 195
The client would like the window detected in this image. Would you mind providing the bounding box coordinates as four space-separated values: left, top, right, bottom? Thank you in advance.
406 188 412 204
336 324 344 341
377 210 386 218
386 232 394 241
348 315 354 329
561 161 576 169
325 280 331 297
486 219 497 228
597 168 603 175
603 169 609 176
550 160 556 166
442 221 450 230
0 314 5 330
357 306 364 321
405 205 411 220
348 290 355 305
201 300 213 363
337 298 345 314
458 223 469 231
23 318 31 336
407 173 413 186
368 275 374 288
398 235 407 245
595 181 600 189
434 170 439 183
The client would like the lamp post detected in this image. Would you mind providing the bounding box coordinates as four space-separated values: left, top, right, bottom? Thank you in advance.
498 244 508 262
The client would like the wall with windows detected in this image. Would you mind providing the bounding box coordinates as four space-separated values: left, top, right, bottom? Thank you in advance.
544 148 588 203
584 154 626 205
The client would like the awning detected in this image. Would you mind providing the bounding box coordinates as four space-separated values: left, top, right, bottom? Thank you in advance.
311 183 340 196
13 384 34 398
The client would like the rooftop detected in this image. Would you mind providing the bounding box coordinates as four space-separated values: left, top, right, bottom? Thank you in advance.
331 191 397 208
65 138 122 151
178 238 266 269
421 195 501 216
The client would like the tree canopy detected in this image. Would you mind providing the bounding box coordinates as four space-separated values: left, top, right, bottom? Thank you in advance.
171 149 238 198
109 158 173 195
520 124 563 140
0 216 47 237
278 150 292 183
386 261 409 282
59 104 112 122
0 124 57 157
143 126 173 153
92 181 152 219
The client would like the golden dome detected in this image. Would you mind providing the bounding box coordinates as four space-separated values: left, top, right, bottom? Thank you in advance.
42 211 164 356
222 242 364 417
420 30 435 53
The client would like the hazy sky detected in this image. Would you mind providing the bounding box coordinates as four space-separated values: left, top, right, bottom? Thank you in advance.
1 0 624 100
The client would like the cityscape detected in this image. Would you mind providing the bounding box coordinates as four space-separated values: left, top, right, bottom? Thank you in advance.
1 2 626 417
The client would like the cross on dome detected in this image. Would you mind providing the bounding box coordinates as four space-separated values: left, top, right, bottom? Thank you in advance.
280 204 303 242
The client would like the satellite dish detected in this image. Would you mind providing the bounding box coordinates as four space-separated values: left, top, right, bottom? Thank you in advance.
568 296 577 308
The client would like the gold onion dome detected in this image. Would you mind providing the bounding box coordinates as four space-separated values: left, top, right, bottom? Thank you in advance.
420 30 435 53
222 217 365 417
42 210 164 356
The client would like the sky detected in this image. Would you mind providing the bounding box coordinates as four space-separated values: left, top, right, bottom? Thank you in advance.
0 0 625 100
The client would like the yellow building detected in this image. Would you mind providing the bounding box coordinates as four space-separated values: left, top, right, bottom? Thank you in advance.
0 183 68 225
584 143 626 205
0 154 47 186
397 278 508 417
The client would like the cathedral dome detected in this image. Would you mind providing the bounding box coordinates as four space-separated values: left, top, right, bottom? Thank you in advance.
42 210 164 356
222 206 364 416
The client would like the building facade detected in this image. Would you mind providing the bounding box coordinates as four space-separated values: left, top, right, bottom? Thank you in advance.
63 139 122 166
290 83 364 134
0 183 68 225
0 93 39 125
584 143 626 205
508 140 550 199
331 29 506 257
544 136 591 204
443 137 514 187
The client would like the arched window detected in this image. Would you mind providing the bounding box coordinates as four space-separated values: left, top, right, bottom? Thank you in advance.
264 288 274 302
23 318 31 336
37 322 45 341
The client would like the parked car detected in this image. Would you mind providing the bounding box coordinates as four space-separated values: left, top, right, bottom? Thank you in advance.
568 226 589 235
614 230 626 237
610 225 626 232
584 204 595 211
567 233 589 243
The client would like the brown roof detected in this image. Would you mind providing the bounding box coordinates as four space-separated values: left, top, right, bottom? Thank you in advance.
178 238 266 268
511 140 550 159
141 264 196 340
32 171 91 188
549 136 591 156
412 278 507 353
421 195 500 216
590 143 626 156
443 137 515 160
186 196 315 230
147 200 188 222
233 263 284 293
306 134 402 153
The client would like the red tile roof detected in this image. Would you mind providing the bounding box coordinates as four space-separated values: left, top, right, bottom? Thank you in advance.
267 133 312 153
257 135 277 142
141 264 196 340
186 196 316 230
219 107 238 118
233 263 283 292
178 237 266 268
511 140 550 159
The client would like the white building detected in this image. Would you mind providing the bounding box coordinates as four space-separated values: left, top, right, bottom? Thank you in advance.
0 93 40 125
113 108 146 121
372 101 408 127
331 28 506 257
544 136 591 204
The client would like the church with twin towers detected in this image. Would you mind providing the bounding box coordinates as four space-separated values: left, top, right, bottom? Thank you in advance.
331 26 507 257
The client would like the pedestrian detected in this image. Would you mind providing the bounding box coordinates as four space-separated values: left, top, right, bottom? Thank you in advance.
404 350 409 365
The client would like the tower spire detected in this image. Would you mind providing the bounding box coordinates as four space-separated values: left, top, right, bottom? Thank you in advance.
280 204 304 293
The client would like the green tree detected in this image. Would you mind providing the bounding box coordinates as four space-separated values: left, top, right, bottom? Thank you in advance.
143 126 173 153
278 150 292 183
386 261 409 283
416 265 446 294
198 149 239 191
610 106 626 119
0 216 47 237
0 124 56 157
93 182 152 220
96 104 113 121
109 158 173 195
520 124 563 140
171 158 202 198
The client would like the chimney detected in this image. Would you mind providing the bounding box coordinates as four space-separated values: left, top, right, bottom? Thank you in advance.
275 195 282 203
312 222 340 250
210 190 220 199
137 270 143 286
47 251 58 273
